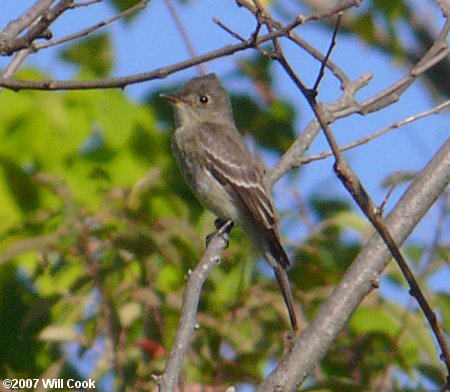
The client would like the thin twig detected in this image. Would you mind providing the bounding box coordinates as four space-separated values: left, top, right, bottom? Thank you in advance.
213 18 246 42
1 48 31 79
297 99 450 165
0 0 361 91
70 0 103 8
312 14 341 92
164 0 205 76
0 0 53 41
34 0 149 50
0 0 75 56
158 221 234 392
81 224 126 392
259 137 450 392
237 3 450 388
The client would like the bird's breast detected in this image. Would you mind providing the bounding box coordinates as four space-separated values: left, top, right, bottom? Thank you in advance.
172 126 239 221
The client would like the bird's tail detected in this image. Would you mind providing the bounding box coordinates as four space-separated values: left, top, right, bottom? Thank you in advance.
273 266 299 332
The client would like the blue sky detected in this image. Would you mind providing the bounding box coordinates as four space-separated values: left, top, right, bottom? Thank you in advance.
2 0 448 292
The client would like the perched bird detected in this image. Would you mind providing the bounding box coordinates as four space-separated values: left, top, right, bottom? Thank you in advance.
161 73 298 331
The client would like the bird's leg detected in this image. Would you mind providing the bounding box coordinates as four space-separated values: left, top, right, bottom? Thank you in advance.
215 218 234 236
205 219 234 247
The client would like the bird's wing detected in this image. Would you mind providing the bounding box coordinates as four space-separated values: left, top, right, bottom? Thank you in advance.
198 122 290 269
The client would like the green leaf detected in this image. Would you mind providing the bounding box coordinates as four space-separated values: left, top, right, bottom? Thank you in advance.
311 197 351 220
231 95 296 153
0 158 40 213
208 267 243 309
373 0 407 20
157 264 184 292
350 306 401 336
59 32 113 77
352 13 376 44
40 325 77 342
0 264 50 374
237 54 273 86
108 0 145 22
327 211 371 237
436 292 450 332
119 302 142 328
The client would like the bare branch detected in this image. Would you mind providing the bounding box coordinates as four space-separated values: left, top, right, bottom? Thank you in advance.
0 0 361 91
0 0 54 41
268 14 449 184
297 99 450 165
34 0 149 51
241 3 450 387
71 0 103 8
213 18 246 42
312 13 341 92
267 73 371 185
258 137 450 391
0 0 75 56
164 0 205 76
158 221 234 392
1 48 31 79
309 57 450 392
357 18 450 115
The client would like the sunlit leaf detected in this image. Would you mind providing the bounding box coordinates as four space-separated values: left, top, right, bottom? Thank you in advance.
157 264 184 292
349 306 401 336
59 33 113 77
40 325 78 342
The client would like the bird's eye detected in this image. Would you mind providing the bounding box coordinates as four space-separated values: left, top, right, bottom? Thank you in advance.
199 95 209 104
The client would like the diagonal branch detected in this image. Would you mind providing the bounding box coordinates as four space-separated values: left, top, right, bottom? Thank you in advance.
271 23 450 389
0 0 361 91
234 3 450 389
164 0 205 76
0 0 74 55
258 137 450 391
0 0 54 42
158 221 234 392
33 0 149 50
297 98 450 165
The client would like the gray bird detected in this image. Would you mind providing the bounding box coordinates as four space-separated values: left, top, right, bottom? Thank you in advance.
161 73 298 331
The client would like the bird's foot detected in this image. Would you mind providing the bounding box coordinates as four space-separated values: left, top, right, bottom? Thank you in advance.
205 219 234 247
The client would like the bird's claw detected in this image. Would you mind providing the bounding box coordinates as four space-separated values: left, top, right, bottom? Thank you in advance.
205 219 234 248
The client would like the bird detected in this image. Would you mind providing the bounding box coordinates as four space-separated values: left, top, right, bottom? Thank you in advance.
161 73 298 331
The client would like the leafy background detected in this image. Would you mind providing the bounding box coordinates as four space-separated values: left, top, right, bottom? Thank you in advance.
0 0 448 391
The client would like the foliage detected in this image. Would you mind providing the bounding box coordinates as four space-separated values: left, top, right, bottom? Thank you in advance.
0 0 448 391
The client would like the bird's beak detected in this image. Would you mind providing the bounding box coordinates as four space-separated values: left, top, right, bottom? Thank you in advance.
159 93 184 105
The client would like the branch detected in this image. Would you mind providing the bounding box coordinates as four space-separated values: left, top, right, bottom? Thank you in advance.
288 35 450 392
158 221 234 392
164 0 205 76
296 98 450 165
258 137 450 391
233 3 450 388
71 0 103 8
0 0 361 91
266 72 372 185
80 224 125 392
267 15 449 184
0 0 75 56
1 48 31 79
0 0 53 42
33 0 149 51
273 29 450 388
356 18 450 115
